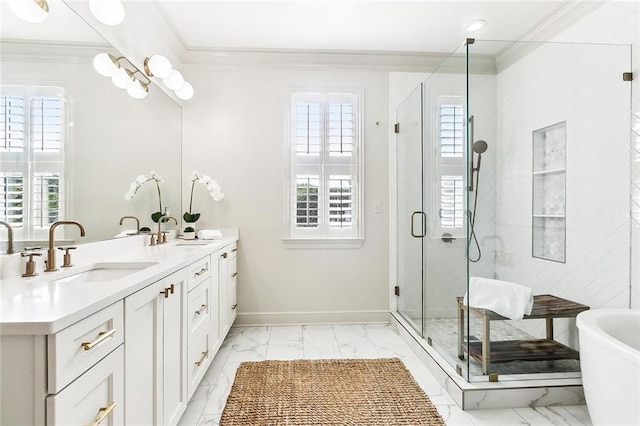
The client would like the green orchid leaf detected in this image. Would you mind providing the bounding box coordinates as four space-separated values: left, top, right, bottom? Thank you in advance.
151 211 163 223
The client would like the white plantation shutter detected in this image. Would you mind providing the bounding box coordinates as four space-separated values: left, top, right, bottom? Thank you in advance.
440 175 464 228
289 91 361 240
1 95 25 152
0 172 24 227
31 96 62 153
439 104 464 158
436 97 465 233
0 86 65 239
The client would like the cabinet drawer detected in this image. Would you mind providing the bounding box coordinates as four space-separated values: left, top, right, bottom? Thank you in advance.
188 255 211 292
187 278 212 344
187 329 212 400
47 345 124 426
48 301 124 393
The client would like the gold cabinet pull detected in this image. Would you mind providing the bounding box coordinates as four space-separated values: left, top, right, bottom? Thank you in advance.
231 272 238 278
221 252 228 259
231 304 238 310
195 304 208 315
195 350 209 366
81 329 117 351
231 248 237 252
160 284 175 298
86 401 117 426
194 267 208 277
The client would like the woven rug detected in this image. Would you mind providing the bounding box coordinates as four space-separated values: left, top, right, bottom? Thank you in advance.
220 358 445 425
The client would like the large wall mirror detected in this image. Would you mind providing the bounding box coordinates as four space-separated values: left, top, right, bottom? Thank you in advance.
0 0 182 253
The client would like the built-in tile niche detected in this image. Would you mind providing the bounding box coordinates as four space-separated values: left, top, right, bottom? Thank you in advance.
532 121 566 262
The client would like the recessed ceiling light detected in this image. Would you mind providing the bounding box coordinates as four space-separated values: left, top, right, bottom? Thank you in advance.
467 19 487 32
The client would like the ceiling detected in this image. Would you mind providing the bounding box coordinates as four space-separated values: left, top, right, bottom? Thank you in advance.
153 0 568 54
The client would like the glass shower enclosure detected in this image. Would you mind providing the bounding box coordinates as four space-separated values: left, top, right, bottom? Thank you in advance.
394 38 632 383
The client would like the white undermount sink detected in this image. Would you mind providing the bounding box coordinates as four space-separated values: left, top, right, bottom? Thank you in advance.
51 262 158 284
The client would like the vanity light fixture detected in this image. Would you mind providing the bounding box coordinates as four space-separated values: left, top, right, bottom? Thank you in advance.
7 0 49 23
111 67 136 89
93 53 150 100
144 55 172 79
175 82 194 101
163 69 185 91
144 54 195 100
127 72 150 99
466 19 487 32
89 0 125 26
93 53 122 77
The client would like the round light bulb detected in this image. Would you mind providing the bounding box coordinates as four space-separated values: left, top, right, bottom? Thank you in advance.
8 0 49 23
163 70 184 91
466 19 487 32
93 53 120 77
111 68 135 89
127 80 148 99
175 81 194 100
89 0 125 26
145 55 172 78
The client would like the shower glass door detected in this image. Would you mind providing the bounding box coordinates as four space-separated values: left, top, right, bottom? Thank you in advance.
396 83 424 336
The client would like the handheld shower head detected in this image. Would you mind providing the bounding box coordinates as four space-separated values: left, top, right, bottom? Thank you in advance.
473 140 488 154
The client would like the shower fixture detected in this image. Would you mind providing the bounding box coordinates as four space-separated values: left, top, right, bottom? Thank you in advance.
469 139 487 192
468 116 488 262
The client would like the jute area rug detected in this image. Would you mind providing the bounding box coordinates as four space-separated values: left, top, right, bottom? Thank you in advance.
220 358 446 425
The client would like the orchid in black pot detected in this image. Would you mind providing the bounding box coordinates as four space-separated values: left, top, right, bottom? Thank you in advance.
183 170 224 224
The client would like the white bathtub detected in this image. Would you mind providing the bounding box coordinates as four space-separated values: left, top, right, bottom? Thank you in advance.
576 309 640 426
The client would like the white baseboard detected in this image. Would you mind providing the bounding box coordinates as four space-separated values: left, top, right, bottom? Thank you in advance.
234 310 390 326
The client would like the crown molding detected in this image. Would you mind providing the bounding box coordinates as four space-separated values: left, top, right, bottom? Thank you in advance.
495 0 605 72
180 47 496 74
0 40 111 63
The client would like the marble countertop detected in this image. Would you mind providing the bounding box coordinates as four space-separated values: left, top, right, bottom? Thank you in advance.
0 231 238 336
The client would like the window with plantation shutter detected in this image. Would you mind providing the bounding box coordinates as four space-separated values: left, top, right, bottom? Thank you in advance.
0 86 66 241
435 97 465 235
286 90 363 244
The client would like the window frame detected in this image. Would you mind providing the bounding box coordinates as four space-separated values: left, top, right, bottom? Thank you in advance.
283 88 364 248
0 85 66 242
433 95 466 238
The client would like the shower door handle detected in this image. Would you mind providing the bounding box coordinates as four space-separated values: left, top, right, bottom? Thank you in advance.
410 211 426 238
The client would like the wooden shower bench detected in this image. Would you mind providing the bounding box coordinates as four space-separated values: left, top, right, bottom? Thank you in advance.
456 294 590 375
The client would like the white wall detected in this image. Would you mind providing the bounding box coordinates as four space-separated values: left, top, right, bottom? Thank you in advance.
543 0 640 311
181 65 390 324
494 1 639 346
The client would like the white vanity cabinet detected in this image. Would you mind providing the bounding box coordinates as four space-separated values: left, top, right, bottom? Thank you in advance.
124 268 188 426
219 242 238 338
46 345 124 425
0 234 239 426
0 301 125 426
186 254 220 399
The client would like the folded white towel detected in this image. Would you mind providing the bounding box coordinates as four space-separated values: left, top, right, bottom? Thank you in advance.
463 277 534 320
197 229 223 240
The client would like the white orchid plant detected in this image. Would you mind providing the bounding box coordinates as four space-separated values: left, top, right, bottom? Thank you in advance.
183 170 224 223
125 171 165 223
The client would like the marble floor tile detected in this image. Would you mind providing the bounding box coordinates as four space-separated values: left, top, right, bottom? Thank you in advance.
266 341 304 360
333 323 371 342
338 341 380 358
268 325 303 344
179 323 592 426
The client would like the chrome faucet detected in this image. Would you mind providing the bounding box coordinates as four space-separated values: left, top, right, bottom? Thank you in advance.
155 215 177 245
119 216 140 234
45 220 86 272
0 220 14 254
